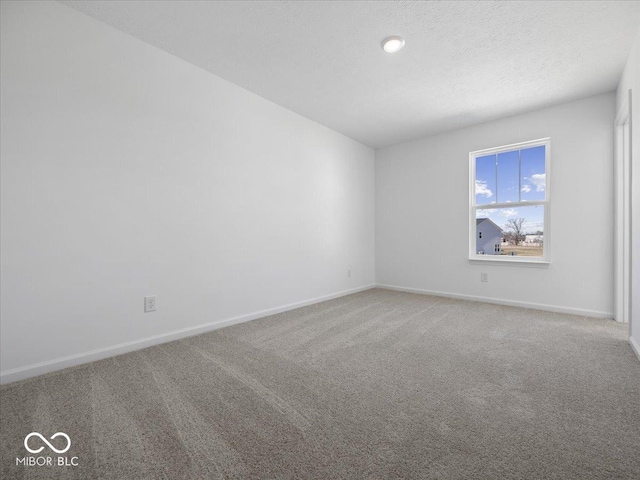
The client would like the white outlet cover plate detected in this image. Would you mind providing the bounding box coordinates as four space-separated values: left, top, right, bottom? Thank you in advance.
144 296 156 312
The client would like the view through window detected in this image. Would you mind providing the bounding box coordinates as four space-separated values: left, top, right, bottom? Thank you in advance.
470 139 549 261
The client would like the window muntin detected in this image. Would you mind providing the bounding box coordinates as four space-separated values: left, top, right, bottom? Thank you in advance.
470 139 549 262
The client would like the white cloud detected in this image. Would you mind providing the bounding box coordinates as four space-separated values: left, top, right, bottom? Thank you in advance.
476 208 496 218
524 221 543 229
475 180 493 198
498 208 518 217
521 184 531 193
523 220 544 233
530 173 546 192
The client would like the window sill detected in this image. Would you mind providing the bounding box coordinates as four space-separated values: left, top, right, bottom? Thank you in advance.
469 257 550 268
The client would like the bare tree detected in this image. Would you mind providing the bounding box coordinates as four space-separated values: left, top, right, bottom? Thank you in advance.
505 218 526 245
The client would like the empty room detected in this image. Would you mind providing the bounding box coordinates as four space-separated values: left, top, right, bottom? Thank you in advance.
1 1 639 478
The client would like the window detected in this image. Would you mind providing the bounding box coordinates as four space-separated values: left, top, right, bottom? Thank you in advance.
469 138 550 263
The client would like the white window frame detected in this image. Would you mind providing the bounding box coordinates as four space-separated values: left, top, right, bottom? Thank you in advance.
469 138 550 266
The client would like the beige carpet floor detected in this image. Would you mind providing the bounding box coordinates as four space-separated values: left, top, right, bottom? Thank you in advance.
1 288 639 479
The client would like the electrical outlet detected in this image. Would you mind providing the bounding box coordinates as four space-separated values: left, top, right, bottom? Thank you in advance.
481 273 488 282
347 267 352 278
144 295 156 312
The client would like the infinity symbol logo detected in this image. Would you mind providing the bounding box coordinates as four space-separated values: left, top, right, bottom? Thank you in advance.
24 432 71 454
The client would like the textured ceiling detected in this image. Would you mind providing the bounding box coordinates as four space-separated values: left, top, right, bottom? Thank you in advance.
59 1 640 148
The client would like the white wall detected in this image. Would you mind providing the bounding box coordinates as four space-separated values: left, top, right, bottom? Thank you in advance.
617 24 640 357
376 93 616 317
0 1 375 382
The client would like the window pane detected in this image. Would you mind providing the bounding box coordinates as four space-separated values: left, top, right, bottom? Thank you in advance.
475 154 496 205
475 205 544 257
496 150 519 203
520 145 546 201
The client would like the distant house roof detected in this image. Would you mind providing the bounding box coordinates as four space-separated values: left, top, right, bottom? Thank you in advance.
476 218 503 232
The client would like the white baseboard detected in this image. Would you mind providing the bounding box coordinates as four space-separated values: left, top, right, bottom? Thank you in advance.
630 336 640 362
0 284 375 385
376 284 614 319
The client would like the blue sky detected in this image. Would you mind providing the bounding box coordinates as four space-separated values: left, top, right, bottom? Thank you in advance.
475 146 545 234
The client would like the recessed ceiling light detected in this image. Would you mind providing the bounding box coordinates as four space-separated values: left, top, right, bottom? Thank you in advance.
382 36 405 53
